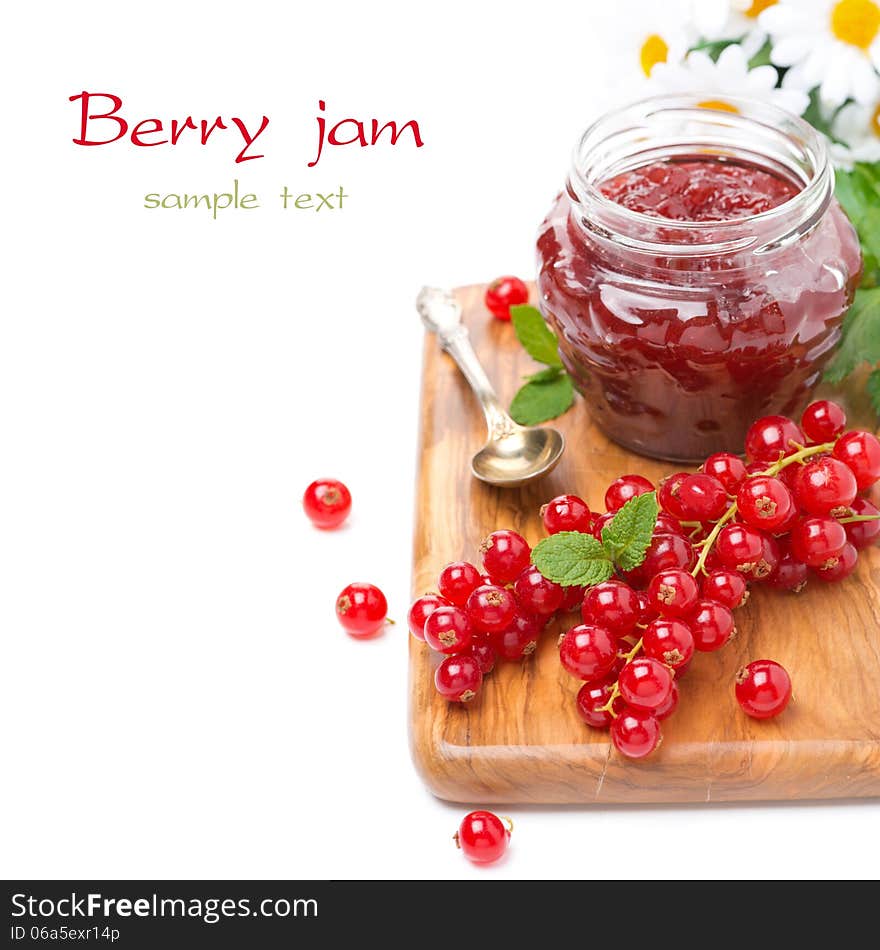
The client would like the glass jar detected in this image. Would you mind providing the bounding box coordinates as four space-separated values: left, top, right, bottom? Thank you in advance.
536 96 862 462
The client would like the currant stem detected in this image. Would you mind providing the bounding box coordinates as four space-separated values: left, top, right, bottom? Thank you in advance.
837 514 880 524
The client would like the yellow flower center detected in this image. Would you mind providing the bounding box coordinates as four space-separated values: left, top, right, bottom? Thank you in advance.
640 34 669 76
831 0 880 50
744 0 777 18
698 100 740 113
872 102 880 136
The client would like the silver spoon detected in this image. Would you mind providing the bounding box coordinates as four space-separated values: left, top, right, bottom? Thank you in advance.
417 286 565 488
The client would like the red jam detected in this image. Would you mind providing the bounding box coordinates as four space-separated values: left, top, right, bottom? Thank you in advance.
537 157 862 461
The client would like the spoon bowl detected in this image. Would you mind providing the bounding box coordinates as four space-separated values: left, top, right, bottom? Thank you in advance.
471 427 565 487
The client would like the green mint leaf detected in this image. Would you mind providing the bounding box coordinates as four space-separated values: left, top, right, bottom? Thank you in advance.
824 287 880 384
531 532 613 587
868 369 880 416
601 491 659 571
509 373 574 425
510 305 563 367
526 366 564 383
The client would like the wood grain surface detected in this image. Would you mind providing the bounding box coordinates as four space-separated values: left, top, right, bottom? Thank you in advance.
409 284 880 804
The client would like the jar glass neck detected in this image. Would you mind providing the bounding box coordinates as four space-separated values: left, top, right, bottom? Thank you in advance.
567 95 833 267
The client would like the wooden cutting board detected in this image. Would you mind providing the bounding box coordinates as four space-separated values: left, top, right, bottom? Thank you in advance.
409 284 880 804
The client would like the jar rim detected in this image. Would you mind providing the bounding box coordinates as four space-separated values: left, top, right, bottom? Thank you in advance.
568 94 833 256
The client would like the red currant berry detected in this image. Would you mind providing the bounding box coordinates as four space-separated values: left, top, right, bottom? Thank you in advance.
424 605 473 654
302 478 351 529
491 610 541 660
558 624 619 681
752 533 781 582
844 497 880 549
677 473 728 521
833 430 880 490
745 415 805 463
618 657 674 711
735 660 791 719
435 653 483 702
688 599 735 651
437 561 482 607
335 582 388 638
513 565 565 615
793 457 858 517
466 584 517 634
716 523 765 573
737 475 794 531
560 584 587 611
702 453 748 494
455 810 511 863
767 548 809 592
647 568 699 618
575 677 623 729
801 400 846 443
790 516 847 568
745 460 768 477
407 593 449 641
468 638 498 674
701 570 749 609
653 680 680 720
642 617 695 671
611 707 662 759
604 475 655 512
812 541 858 582
581 580 640 635
626 533 695 587
655 513 685 536
658 472 691 520
591 511 616 540
541 494 592 534
480 530 531 584
484 275 529 321
635 590 655 623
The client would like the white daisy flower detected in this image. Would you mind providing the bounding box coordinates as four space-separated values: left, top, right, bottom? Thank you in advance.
829 97 880 164
618 1 694 80
646 44 810 115
760 0 880 107
691 0 778 53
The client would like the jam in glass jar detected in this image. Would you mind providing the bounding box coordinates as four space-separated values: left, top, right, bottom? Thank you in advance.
536 96 862 462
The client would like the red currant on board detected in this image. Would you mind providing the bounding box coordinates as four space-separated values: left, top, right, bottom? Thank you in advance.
575 677 623 728
653 680 679 721
832 430 880 490
581 580 640 635
688 599 736 652
767 549 809 592
558 624 619 681
618 657 674 711
513 566 565 615
435 654 483 702
611 707 662 759
335 582 388 637
541 494 592 534
793 457 858 517
455 810 511 863
753 533 781 582
735 660 791 719
491 611 541 661
423 605 473 654
604 475 654 512
647 569 699 618
845 497 880 549
744 415 805 463
625 533 695 587
302 478 351 529
790 516 847 568
642 617 695 671
560 584 587 612
484 276 529 321
801 400 846 443
737 476 794 532
468 638 498 674
438 561 482 607
677 473 727 521
702 453 748 494
466 584 517 634
701 570 749 609
481 530 531 584
658 472 691 520
407 593 449 641
812 541 858 582
716 524 765 573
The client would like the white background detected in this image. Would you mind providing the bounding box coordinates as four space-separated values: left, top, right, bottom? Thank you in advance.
2 0 877 880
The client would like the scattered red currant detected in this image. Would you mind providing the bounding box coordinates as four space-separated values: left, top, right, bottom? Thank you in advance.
611 707 662 759
335 582 388 638
793 457 857 518
491 611 541 661
618 657 674 711
716 523 765 573
468 638 498 674
541 494 591 534
438 561 482 607
702 453 747 493
605 475 654 512
653 680 680 721
558 624 618 681
677 473 727 521
845 497 880 549
455 810 511 863
812 541 858 582
790 516 847 568
688 599 735 652
481 530 531 584
485 276 529 321
833 430 880 490
642 617 695 671
302 478 351 529
424 605 473 654
647 569 699 618
514 565 565 615
735 660 791 719
701 570 749 609
737 475 794 532
581 580 640 635
466 584 518 634
407 593 449 641
745 415 804 463
768 548 809 592
435 653 483 702
576 677 623 728
801 400 846 443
